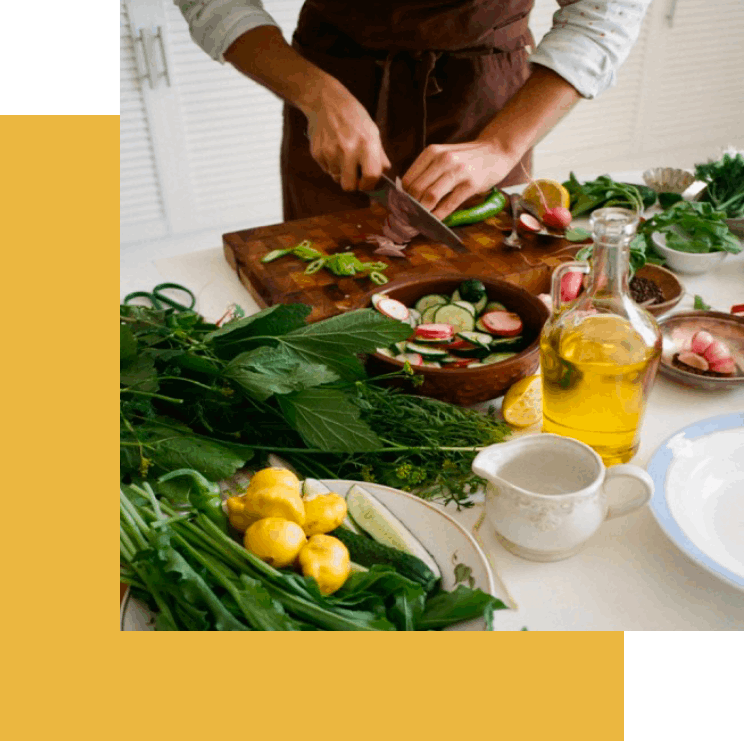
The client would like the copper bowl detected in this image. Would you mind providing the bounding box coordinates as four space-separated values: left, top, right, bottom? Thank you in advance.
357 273 549 405
658 311 744 390
633 264 684 317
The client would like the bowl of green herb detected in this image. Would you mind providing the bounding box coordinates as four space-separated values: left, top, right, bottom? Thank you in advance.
694 151 744 237
647 200 742 275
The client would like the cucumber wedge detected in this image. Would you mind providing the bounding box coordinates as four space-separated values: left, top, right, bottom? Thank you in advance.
345 484 441 579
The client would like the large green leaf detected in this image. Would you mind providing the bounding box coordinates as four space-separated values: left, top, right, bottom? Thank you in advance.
131 422 250 480
280 309 412 380
206 304 311 346
278 388 382 452
223 345 339 401
120 353 159 392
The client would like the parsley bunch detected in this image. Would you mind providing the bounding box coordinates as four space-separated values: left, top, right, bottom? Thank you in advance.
694 151 744 218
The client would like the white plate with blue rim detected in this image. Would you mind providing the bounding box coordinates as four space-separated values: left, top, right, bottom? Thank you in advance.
647 412 744 591
122 479 502 631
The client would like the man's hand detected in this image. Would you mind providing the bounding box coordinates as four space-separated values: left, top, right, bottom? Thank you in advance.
402 140 517 219
305 80 391 192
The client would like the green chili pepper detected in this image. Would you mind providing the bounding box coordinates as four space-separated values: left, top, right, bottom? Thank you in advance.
292 241 323 260
443 188 507 227
369 271 389 285
304 257 327 274
157 468 227 532
261 247 294 264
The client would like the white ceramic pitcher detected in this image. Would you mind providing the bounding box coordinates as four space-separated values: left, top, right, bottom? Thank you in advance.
472 434 654 562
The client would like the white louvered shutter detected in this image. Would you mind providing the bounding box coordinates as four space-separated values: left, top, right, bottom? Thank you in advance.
641 0 744 155
161 0 304 232
120 0 168 243
529 0 654 175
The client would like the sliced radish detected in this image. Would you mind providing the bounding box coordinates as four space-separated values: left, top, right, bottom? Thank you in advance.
677 352 709 371
709 358 736 375
690 330 714 356
701 339 732 365
394 352 423 366
414 323 455 341
481 311 523 337
518 213 542 232
376 297 410 322
447 338 475 350
371 292 389 310
561 271 583 303
449 358 475 368
731 304 744 316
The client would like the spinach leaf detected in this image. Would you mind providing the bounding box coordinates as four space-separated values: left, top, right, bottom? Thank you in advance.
417 585 507 630
278 388 383 452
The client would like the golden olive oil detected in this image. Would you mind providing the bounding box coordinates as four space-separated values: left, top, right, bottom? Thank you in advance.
540 314 661 466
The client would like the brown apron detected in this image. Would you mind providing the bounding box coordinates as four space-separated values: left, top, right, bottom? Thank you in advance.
281 0 536 220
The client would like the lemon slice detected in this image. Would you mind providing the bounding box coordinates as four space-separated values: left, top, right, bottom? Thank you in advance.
502 374 542 428
521 179 570 218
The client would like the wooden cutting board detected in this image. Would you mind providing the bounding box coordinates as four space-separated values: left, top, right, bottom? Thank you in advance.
223 203 582 322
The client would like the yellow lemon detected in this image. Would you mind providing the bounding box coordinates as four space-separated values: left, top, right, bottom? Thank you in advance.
298 534 351 595
244 517 307 569
502 374 542 428
521 179 570 219
246 467 301 494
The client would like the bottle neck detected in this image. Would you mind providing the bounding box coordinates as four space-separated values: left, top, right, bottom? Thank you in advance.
586 238 630 298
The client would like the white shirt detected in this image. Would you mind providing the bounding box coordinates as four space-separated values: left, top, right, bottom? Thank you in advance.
173 0 651 99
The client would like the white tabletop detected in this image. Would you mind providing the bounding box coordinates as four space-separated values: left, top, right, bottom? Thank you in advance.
121 175 744 631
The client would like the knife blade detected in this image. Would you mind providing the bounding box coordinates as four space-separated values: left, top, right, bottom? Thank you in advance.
365 173 463 250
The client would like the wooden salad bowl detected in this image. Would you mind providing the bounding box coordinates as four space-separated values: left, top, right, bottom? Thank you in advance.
356 273 550 405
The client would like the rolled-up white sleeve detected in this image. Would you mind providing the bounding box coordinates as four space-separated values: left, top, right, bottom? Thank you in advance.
529 0 652 99
173 0 279 62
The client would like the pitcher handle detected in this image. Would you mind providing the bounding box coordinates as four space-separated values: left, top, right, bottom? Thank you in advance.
603 464 654 520
551 261 590 313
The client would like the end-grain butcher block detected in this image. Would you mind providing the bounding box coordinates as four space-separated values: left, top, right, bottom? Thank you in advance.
223 202 582 323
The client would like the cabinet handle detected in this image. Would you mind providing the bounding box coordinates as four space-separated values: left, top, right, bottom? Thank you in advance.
666 0 679 27
135 27 171 89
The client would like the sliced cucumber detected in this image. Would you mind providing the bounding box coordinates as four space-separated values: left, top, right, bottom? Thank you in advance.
345 484 441 578
475 317 492 334
421 361 442 368
485 300 507 312
457 331 493 349
408 308 421 325
482 351 517 364
420 305 442 324
376 347 396 358
473 294 488 314
450 345 490 359
405 341 448 358
433 303 475 333
451 289 462 302
414 294 449 314
452 300 477 317
393 340 408 354
489 335 526 352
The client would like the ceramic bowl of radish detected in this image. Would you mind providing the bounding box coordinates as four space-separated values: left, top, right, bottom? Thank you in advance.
657 311 744 390
359 274 549 405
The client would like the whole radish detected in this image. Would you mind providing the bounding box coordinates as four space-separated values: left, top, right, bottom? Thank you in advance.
690 330 714 356
561 270 583 303
542 206 572 230
701 339 732 365
709 358 736 374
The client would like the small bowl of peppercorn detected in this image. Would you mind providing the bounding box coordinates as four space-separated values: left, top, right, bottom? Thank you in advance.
631 264 683 317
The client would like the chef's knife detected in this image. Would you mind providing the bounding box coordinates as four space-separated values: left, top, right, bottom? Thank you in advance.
365 173 463 249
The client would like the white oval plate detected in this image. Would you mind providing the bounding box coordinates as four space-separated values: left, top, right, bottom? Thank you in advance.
647 412 744 591
121 479 499 631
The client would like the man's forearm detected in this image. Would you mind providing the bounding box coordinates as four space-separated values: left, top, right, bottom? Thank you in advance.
477 65 581 164
223 25 341 117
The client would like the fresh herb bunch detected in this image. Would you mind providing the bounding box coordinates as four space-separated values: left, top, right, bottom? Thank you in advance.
642 201 741 255
121 483 506 631
562 173 655 217
120 299 511 506
694 151 744 218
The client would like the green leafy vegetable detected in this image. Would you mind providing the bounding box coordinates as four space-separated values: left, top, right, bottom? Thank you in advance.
121 485 505 631
562 173 649 217
643 200 741 255
694 295 711 310
694 151 744 218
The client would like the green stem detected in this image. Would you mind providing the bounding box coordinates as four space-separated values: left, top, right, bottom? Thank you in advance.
120 388 184 404
158 376 219 391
